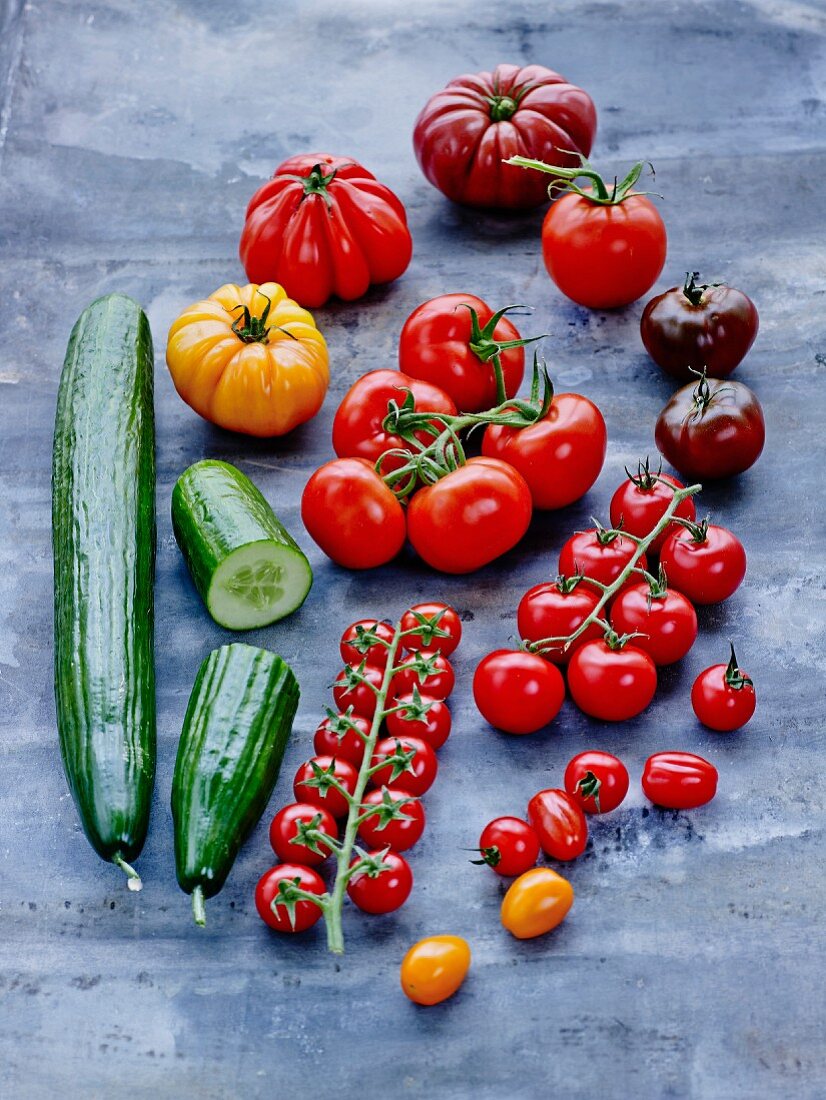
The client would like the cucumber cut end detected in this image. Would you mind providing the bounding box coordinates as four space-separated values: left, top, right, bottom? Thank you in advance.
207 541 312 630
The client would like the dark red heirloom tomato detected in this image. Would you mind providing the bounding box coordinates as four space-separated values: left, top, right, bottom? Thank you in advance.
567 637 657 721
339 619 396 669
609 578 698 666
391 654 455 701
642 752 718 810
332 369 456 473
240 153 412 308
386 694 452 750
269 803 339 866
412 63 597 210
358 789 426 852
482 393 607 510
609 463 696 554
370 736 439 797
527 789 588 861
313 711 371 767
659 521 746 605
255 864 326 933
473 649 565 735
691 644 756 732
301 457 406 570
564 751 629 815
641 272 759 382
399 294 528 413
655 375 765 480
293 756 358 819
347 850 413 914
407 457 532 574
399 602 462 657
558 528 647 594
517 576 603 664
477 817 540 876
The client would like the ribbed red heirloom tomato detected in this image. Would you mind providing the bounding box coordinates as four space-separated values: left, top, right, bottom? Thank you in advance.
269 803 339 866
558 528 647 594
642 752 718 810
413 63 597 210
564 752 629 815
482 393 607 510
400 602 463 657
517 577 603 664
358 789 426 852
255 864 326 932
659 521 746 605
473 649 565 734
691 645 756 732
527 789 588 861
609 580 698 666
240 154 412 308
608 465 695 554
567 638 657 721
477 817 540 877
347 850 413 914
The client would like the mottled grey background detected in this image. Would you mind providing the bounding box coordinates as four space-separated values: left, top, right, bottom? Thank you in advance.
1 1 825 1098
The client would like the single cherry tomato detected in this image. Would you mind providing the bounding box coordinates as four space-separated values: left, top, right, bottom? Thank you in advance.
339 619 396 668
254 864 326 933
563 752 630 814
558 527 647 595
567 637 657 721
517 576 603 664
400 935 471 1006
358 788 426 852
691 644 756 732
609 576 698 666
313 711 371 767
655 375 765 480
386 693 452 750
400 602 462 657
347 850 413 914
293 756 358 819
332 663 385 718
473 649 565 735
481 393 607 510
527 789 588 861
391 653 455 701
301 457 406 570
608 462 696 554
269 802 339 866
659 521 746 605
370 736 439 797
640 271 759 382
642 752 718 810
501 867 574 939
477 817 540 876
407 457 533 574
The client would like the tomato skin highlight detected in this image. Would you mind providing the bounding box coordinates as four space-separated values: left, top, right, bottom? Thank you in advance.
642 752 718 810
517 579 603 664
478 817 540 876
339 619 396 669
609 583 698 665
567 639 657 721
386 694 452 750
558 529 647 595
391 654 455 701
564 752 630 814
301 457 406 570
370 736 439 797
482 394 607 510
692 663 756 732
407 457 533 574
255 864 326 933
473 649 565 735
347 850 413 914
659 524 746 605
401 935 471 1006
269 803 339 866
501 867 574 939
609 472 695 554
358 789 426 852
527 789 588 861
400 602 462 657
293 756 359 819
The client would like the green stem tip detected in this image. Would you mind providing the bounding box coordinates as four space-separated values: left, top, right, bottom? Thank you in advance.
192 885 206 927
112 853 143 892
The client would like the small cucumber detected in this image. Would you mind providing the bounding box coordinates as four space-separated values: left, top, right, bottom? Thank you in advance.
172 643 300 925
172 460 312 630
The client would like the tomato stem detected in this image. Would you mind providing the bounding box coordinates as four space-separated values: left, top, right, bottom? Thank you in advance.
505 153 658 206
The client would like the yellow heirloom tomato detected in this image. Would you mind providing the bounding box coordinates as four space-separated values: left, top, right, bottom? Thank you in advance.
166 281 329 437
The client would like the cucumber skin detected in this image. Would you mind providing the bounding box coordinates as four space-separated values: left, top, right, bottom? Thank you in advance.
171 459 312 624
172 643 300 899
52 294 156 864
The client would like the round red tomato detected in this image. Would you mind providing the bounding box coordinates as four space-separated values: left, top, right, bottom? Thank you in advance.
609 466 696 554
563 751 629 814
391 653 454 701
413 63 596 209
517 577 603 664
293 755 358 819
473 649 565 735
609 581 698 666
301 457 406 570
477 817 540 877
358 788 426 852
659 522 746 605
527 789 588 861
399 294 526 413
386 693 452 750
339 619 396 668
642 752 718 810
407 457 532 574
399 602 462 657
691 645 756 732
332 369 456 473
269 802 339 866
254 864 326 933
567 638 657 721
558 528 647 594
240 154 412 308
332 663 384 719
370 736 438 797
347 850 413 914
482 393 607 510
313 711 371 767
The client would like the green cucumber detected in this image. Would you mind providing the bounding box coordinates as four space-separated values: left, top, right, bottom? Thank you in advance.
172 460 312 630
172 642 300 925
52 293 156 888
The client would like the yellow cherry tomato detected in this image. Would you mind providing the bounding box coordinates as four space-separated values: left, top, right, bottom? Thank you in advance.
166 281 329 437
501 867 574 939
400 935 471 1006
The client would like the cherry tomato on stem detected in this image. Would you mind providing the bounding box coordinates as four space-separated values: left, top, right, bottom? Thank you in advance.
609 460 696 554
391 653 455 701
564 751 630 814
609 570 698 666
567 635 657 721
269 803 339 866
400 602 462 657
517 575 603 664
473 649 565 734
386 690 452 750
254 864 326 933
293 756 358 819
501 867 574 939
347 849 413 914
642 752 718 810
340 619 396 668
358 788 426 852
370 736 439 797
476 817 540 876
401 935 472 1006
659 520 746 605
313 710 371 767
527 789 588 861
332 662 384 719
691 643 756 732
558 525 647 596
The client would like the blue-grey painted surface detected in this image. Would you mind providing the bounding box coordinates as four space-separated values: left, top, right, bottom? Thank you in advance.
1 2 824 1097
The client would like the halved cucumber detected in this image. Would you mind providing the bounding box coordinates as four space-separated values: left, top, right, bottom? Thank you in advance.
172 460 312 630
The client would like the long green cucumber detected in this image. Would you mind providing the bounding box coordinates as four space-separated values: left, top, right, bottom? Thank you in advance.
172 460 312 630
52 293 156 887
172 643 300 925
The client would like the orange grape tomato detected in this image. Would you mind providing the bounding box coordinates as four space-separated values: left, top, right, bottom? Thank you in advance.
500 867 574 939
400 935 471 1006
